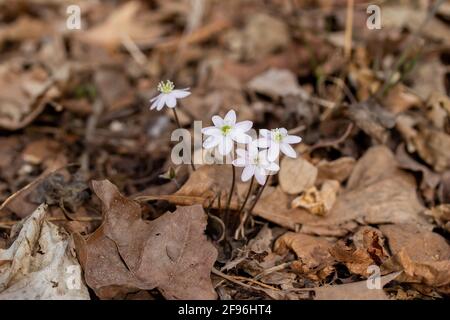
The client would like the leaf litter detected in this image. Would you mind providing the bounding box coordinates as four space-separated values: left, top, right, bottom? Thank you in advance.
1 0 450 300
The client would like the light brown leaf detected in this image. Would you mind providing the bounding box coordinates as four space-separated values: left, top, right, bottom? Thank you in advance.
380 224 450 289
279 157 317 195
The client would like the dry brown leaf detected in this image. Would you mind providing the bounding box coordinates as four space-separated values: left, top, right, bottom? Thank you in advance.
225 13 290 61
0 63 68 130
291 180 340 216
395 143 440 190
247 68 308 100
279 157 318 195
412 127 450 172
274 232 334 280
380 224 450 289
330 227 389 277
313 272 401 300
345 101 396 143
316 157 355 184
78 1 166 50
425 205 450 233
254 146 430 236
0 204 89 300
75 180 217 300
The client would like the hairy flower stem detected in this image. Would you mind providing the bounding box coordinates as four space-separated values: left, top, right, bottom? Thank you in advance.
172 108 196 171
247 177 269 217
225 165 236 221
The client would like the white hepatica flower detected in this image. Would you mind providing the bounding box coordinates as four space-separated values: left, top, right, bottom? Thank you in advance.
150 80 191 111
232 141 280 185
258 128 302 161
202 110 253 156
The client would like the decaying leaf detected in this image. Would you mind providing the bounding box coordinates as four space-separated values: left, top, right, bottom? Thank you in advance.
425 205 450 232
274 232 334 280
330 227 389 277
75 180 218 300
0 204 90 300
279 157 318 195
313 272 401 300
291 180 340 216
380 224 450 290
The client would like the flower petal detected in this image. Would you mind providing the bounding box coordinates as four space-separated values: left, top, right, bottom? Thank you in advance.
284 135 302 144
280 143 297 158
260 129 270 137
224 110 236 124
202 127 221 136
150 99 159 110
279 128 288 135
266 162 280 172
232 157 247 167
203 136 220 149
234 120 253 132
268 143 280 162
241 165 255 182
231 131 252 144
156 95 166 111
217 137 233 155
150 93 161 102
171 89 191 99
254 169 267 185
212 115 224 127
166 94 177 108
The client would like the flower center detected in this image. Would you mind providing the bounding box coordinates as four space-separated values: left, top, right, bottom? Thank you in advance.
157 80 174 94
221 124 232 135
273 129 283 142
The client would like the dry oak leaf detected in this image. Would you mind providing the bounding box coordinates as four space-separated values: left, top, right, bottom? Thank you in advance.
0 204 89 300
425 205 450 233
75 180 217 300
274 232 335 280
380 224 450 289
279 157 318 195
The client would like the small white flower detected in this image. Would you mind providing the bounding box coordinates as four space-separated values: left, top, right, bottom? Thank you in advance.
150 80 191 111
232 140 280 185
202 110 253 156
257 128 302 161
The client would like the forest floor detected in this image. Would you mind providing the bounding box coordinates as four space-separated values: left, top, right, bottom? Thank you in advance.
1 0 450 300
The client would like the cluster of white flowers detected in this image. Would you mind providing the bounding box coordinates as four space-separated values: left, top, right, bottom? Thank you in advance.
150 81 302 185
